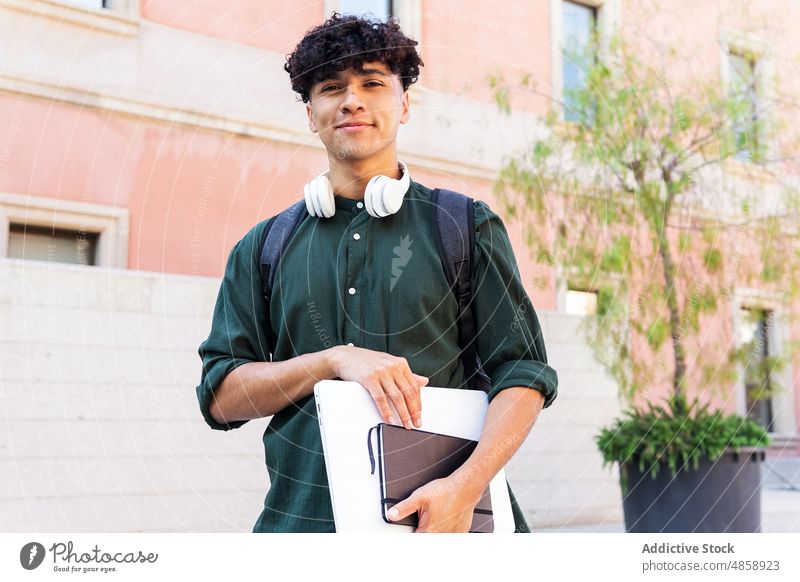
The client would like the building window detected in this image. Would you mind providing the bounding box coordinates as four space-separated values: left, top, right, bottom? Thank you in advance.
561 1 598 122
728 50 762 162
7 224 98 266
0 192 129 269
339 0 394 21
565 287 598 316
738 307 775 431
60 0 103 9
327 1 419 42
57 1 137 14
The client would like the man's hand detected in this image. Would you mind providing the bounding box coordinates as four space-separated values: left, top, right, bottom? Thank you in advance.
330 345 428 429
385 476 482 533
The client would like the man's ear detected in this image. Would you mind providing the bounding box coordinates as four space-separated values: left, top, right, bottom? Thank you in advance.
306 102 317 133
399 90 410 125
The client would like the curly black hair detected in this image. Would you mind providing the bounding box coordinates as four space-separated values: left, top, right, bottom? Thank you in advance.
284 12 424 103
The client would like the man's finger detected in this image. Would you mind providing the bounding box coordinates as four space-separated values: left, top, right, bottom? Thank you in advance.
397 366 422 428
380 376 413 429
386 495 419 522
366 382 394 424
415 506 431 533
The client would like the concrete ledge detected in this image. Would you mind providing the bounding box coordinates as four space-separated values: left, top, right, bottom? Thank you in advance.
0 0 140 37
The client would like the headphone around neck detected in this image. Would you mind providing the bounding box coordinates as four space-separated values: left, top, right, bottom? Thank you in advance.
303 161 411 218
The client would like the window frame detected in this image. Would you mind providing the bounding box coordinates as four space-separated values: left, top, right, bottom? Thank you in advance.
555 262 609 316
727 48 762 162
737 306 776 431
8 222 100 266
550 0 619 120
1 0 140 37
732 289 794 437
719 27 777 167
564 286 599 316
324 0 421 41
56 0 138 17
58 0 103 10
0 191 129 268
560 0 599 123
332 0 393 21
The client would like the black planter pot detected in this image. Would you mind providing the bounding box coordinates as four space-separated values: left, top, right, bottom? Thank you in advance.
620 448 765 533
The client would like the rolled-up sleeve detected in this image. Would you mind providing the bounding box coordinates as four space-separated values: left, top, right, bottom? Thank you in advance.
471 200 558 407
196 221 272 430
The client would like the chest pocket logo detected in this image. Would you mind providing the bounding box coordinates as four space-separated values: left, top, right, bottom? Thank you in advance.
390 234 413 292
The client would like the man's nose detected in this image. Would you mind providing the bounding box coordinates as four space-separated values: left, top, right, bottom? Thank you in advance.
340 84 366 112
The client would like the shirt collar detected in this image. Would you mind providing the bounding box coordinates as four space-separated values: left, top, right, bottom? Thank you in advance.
332 180 416 213
333 195 362 213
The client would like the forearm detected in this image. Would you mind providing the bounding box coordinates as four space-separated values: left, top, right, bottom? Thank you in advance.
449 387 545 497
209 347 340 424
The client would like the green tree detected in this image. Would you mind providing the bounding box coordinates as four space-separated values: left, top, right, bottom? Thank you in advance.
489 33 800 473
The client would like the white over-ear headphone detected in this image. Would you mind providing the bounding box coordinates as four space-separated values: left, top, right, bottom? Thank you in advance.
303 161 411 218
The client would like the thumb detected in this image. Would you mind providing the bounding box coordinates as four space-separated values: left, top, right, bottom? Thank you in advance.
387 495 420 522
413 373 429 385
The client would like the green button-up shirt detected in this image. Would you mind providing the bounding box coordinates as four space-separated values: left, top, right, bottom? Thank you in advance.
196 178 558 532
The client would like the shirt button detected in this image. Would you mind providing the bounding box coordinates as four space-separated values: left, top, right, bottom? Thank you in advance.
356 201 364 209
348 287 356 295
347 342 354 347
353 233 361 240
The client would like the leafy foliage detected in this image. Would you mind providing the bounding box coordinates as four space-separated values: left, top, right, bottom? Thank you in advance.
596 396 770 493
489 30 800 467
488 32 800 417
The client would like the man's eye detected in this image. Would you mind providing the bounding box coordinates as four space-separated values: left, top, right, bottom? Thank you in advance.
319 81 382 95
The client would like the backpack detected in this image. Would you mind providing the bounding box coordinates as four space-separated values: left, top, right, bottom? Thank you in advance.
258 188 492 394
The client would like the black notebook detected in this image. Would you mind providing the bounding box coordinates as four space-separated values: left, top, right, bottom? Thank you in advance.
367 423 494 533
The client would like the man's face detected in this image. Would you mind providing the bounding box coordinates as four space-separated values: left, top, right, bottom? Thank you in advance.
306 61 410 162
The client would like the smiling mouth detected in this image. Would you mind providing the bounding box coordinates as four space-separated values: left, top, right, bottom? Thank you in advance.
337 124 372 132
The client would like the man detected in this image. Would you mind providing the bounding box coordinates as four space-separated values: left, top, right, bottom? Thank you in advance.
196 12 557 533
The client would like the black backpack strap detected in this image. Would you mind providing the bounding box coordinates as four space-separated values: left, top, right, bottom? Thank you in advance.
431 188 492 394
259 199 308 359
